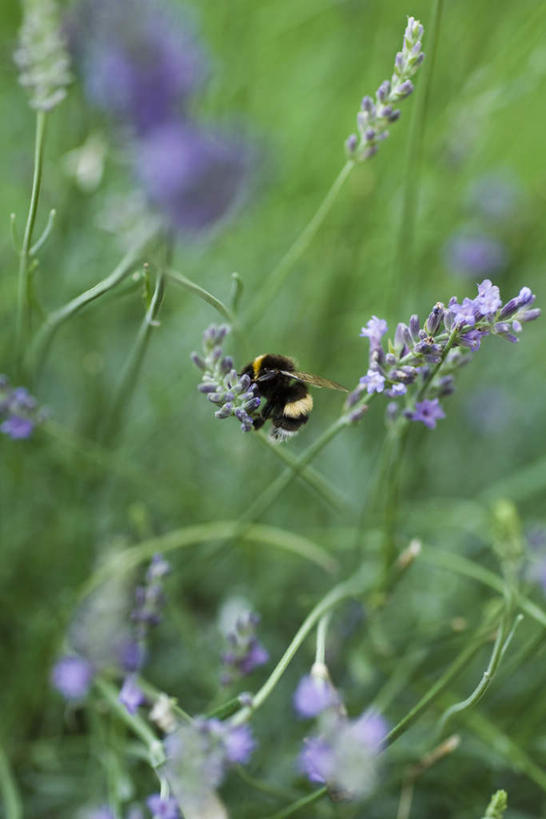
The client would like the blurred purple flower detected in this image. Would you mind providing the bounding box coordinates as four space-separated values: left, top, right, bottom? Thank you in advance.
136 122 251 235
51 655 94 700
299 708 388 799
444 234 507 277
468 173 522 222
119 674 145 714
164 717 254 814
69 0 206 133
293 674 340 719
219 606 269 685
0 375 44 440
146 794 180 819
465 387 514 435
411 399 445 429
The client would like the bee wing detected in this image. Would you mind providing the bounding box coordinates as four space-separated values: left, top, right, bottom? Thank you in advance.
281 369 348 392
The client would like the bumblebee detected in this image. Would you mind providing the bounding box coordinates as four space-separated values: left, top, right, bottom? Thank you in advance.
240 354 347 442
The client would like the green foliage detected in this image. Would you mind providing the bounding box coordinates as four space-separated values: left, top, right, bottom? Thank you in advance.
1 0 546 817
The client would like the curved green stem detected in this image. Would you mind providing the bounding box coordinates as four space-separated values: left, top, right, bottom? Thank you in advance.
16 110 47 368
245 160 355 324
0 743 22 819
102 269 166 444
30 208 56 256
437 614 523 736
262 787 327 819
94 677 165 769
230 566 369 726
167 268 235 324
315 612 331 666
389 0 444 310
29 225 158 377
81 520 338 598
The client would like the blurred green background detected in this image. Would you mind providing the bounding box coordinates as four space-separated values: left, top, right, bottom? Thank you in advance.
1 0 546 816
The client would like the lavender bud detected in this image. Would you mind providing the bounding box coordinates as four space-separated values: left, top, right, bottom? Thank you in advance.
364 145 378 159
216 325 230 343
409 314 420 341
215 403 233 419
388 110 401 122
437 375 455 396
198 383 218 393
395 52 404 72
425 303 444 335
365 128 376 142
348 406 367 423
243 397 261 412
345 134 358 155
220 356 234 374
345 385 365 408
239 373 251 390
380 105 393 118
385 353 397 366
207 392 225 404
361 95 374 112
521 308 541 322
494 322 511 335
412 41 422 57
211 346 222 363
415 53 425 66
203 326 217 346
398 80 414 97
191 352 206 370
377 80 391 101
395 322 412 351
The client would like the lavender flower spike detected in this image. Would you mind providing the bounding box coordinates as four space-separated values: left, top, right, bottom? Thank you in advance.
15 0 71 111
346 16 425 161
192 324 260 432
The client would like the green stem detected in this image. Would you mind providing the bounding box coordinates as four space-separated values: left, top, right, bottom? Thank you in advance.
240 416 349 524
315 613 331 666
389 0 444 311
81 520 338 598
230 565 369 726
384 633 487 747
29 225 158 378
262 787 327 819
256 429 350 514
167 268 235 324
94 677 165 768
16 110 47 368
437 614 523 735
245 160 355 324
0 743 22 819
102 269 166 443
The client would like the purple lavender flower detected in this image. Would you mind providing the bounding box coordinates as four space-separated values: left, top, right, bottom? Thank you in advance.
146 794 180 819
222 724 255 764
411 399 445 429
348 17 425 160
193 325 260 433
360 369 385 395
299 708 388 799
444 234 507 277
475 279 502 316
136 122 250 235
119 674 145 714
220 604 269 685
360 316 388 347
69 0 206 133
293 674 340 719
164 717 254 815
1 415 34 439
0 376 44 440
51 655 94 700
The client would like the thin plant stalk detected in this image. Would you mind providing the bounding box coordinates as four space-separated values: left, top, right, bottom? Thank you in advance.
262 787 327 819
29 225 158 378
102 270 166 444
388 0 444 311
245 160 355 324
0 743 22 819
16 110 47 367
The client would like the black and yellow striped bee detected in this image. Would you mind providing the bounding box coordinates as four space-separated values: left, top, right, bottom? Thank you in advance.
240 354 347 442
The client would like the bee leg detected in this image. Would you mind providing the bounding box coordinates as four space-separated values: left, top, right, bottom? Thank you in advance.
253 400 273 430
